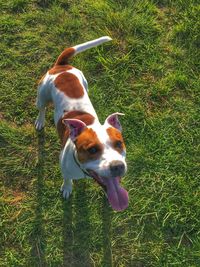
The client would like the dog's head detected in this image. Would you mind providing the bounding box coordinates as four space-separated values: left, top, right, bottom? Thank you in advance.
63 113 128 211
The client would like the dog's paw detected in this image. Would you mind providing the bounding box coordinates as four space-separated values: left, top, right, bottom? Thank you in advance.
60 182 72 199
62 187 72 199
35 117 45 131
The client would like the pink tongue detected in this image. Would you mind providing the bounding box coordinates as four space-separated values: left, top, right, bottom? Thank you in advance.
103 177 129 211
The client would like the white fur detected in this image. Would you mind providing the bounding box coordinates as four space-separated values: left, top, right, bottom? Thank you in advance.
35 36 126 199
79 123 127 178
73 36 112 55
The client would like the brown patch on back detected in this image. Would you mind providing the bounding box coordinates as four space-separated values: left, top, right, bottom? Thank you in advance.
107 127 126 154
48 65 73 75
64 111 95 125
57 111 95 147
75 128 103 163
55 47 75 65
54 72 84 98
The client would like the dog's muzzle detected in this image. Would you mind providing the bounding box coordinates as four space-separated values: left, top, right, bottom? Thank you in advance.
110 160 125 177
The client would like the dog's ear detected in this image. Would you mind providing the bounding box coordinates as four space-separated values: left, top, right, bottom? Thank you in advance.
104 112 125 132
62 119 87 141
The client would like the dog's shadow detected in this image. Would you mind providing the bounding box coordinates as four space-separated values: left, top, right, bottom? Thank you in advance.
63 184 113 267
33 130 112 266
30 129 47 266
63 181 92 267
101 195 113 267
63 193 73 266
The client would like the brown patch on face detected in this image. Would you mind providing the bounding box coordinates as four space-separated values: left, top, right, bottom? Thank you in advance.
54 72 84 98
55 47 75 65
75 128 103 163
57 111 95 147
107 127 126 154
49 65 73 75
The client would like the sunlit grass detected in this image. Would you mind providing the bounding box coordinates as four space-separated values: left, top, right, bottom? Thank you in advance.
0 0 199 266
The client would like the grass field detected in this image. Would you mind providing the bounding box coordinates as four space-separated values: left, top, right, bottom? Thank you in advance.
0 0 200 266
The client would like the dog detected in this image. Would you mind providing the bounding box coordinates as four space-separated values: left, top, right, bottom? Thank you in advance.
35 36 128 211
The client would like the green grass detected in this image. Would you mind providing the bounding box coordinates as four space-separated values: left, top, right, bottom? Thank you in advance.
0 0 200 266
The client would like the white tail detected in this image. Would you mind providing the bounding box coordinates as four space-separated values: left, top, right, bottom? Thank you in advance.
55 36 112 66
74 36 112 55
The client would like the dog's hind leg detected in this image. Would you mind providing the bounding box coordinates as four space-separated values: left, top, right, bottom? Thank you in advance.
60 178 73 199
35 82 50 131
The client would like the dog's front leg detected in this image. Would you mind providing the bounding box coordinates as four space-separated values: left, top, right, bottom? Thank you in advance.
60 178 73 199
35 107 46 131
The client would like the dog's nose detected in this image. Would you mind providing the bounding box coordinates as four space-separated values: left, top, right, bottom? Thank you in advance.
110 160 125 177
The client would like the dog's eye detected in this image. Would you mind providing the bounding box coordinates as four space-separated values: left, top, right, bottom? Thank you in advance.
115 140 123 149
87 146 99 154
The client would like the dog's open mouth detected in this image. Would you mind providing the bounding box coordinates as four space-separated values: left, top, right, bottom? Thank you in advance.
88 170 128 211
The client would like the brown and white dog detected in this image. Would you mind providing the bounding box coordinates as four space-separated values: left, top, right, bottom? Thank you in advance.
35 36 129 211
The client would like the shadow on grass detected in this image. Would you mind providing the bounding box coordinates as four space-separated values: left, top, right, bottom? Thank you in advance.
101 195 113 267
62 181 113 267
63 195 73 267
30 130 47 266
72 181 92 267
